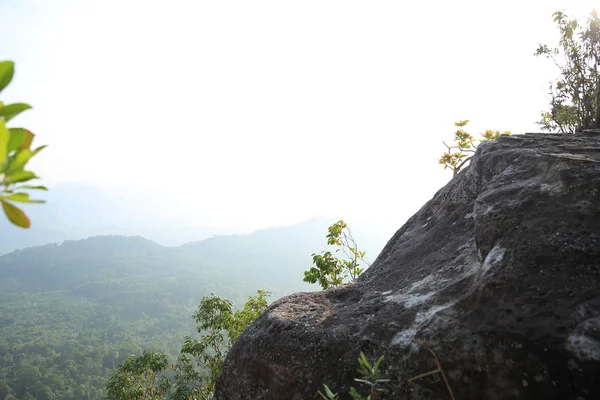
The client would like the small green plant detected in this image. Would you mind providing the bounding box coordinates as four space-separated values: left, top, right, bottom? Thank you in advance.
0 61 47 228
439 120 510 176
318 352 389 400
304 220 370 290
318 384 339 400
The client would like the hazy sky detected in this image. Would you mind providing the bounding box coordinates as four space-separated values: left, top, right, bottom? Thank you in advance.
1 0 597 234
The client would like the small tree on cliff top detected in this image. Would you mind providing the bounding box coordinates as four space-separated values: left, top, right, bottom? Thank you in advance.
304 220 370 290
439 120 510 176
535 9 600 132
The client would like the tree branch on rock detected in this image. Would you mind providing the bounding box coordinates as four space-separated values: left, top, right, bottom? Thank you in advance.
439 120 510 176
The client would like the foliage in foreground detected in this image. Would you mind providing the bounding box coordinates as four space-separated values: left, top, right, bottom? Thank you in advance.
106 290 270 400
106 351 171 400
303 220 370 290
318 341 456 400
319 352 389 400
0 60 47 228
439 120 510 176
535 9 600 133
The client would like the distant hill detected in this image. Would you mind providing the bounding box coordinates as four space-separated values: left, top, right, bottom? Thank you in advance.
0 218 388 399
0 222 68 255
0 182 234 254
0 182 396 255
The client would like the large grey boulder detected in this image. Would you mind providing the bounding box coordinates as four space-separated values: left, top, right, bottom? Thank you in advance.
215 133 600 400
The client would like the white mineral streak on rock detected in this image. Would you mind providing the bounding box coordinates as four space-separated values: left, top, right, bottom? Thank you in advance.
566 334 600 361
480 244 505 275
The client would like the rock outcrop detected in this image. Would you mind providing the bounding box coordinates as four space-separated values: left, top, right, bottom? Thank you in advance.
215 133 600 400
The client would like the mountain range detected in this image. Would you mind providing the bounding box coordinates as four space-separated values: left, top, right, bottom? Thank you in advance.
0 216 389 399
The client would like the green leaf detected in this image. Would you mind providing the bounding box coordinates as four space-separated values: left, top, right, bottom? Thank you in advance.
0 119 8 166
358 352 370 369
5 170 38 184
8 128 34 151
317 391 329 400
373 354 385 373
31 144 47 156
0 192 45 203
349 387 365 400
323 384 335 398
0 199 30 228
17 185 48 191
6 148 32 174
0 61 14 93
0 103 31 122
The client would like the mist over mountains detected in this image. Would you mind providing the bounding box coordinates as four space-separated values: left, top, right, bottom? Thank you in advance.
0 182 231 253
0 182 393 256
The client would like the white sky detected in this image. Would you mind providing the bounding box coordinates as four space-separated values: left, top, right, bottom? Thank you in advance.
1 0 598 234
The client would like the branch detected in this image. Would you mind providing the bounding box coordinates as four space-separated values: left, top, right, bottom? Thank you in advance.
411 340 455 400
453 155 473 175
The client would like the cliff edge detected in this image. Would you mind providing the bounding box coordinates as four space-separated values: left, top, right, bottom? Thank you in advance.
215 133 600 399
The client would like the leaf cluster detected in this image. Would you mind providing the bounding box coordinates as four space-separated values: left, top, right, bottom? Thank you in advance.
535 9 600 132
105 351 171 400
439 121 510 176
170 290 269 399
319 352 389 400
0 61 47 228
104 290 269 400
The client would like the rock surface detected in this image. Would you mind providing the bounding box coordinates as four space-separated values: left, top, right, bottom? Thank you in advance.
215 133 600 400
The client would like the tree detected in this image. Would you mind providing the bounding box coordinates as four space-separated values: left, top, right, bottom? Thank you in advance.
439 120 510 176
0 60 47 227
105 350 170 400
170 290 270 400
535 9 600 132
0 383 13 399
303 220 369 290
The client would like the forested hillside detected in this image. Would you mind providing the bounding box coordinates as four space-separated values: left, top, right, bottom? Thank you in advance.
0 219 386 399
